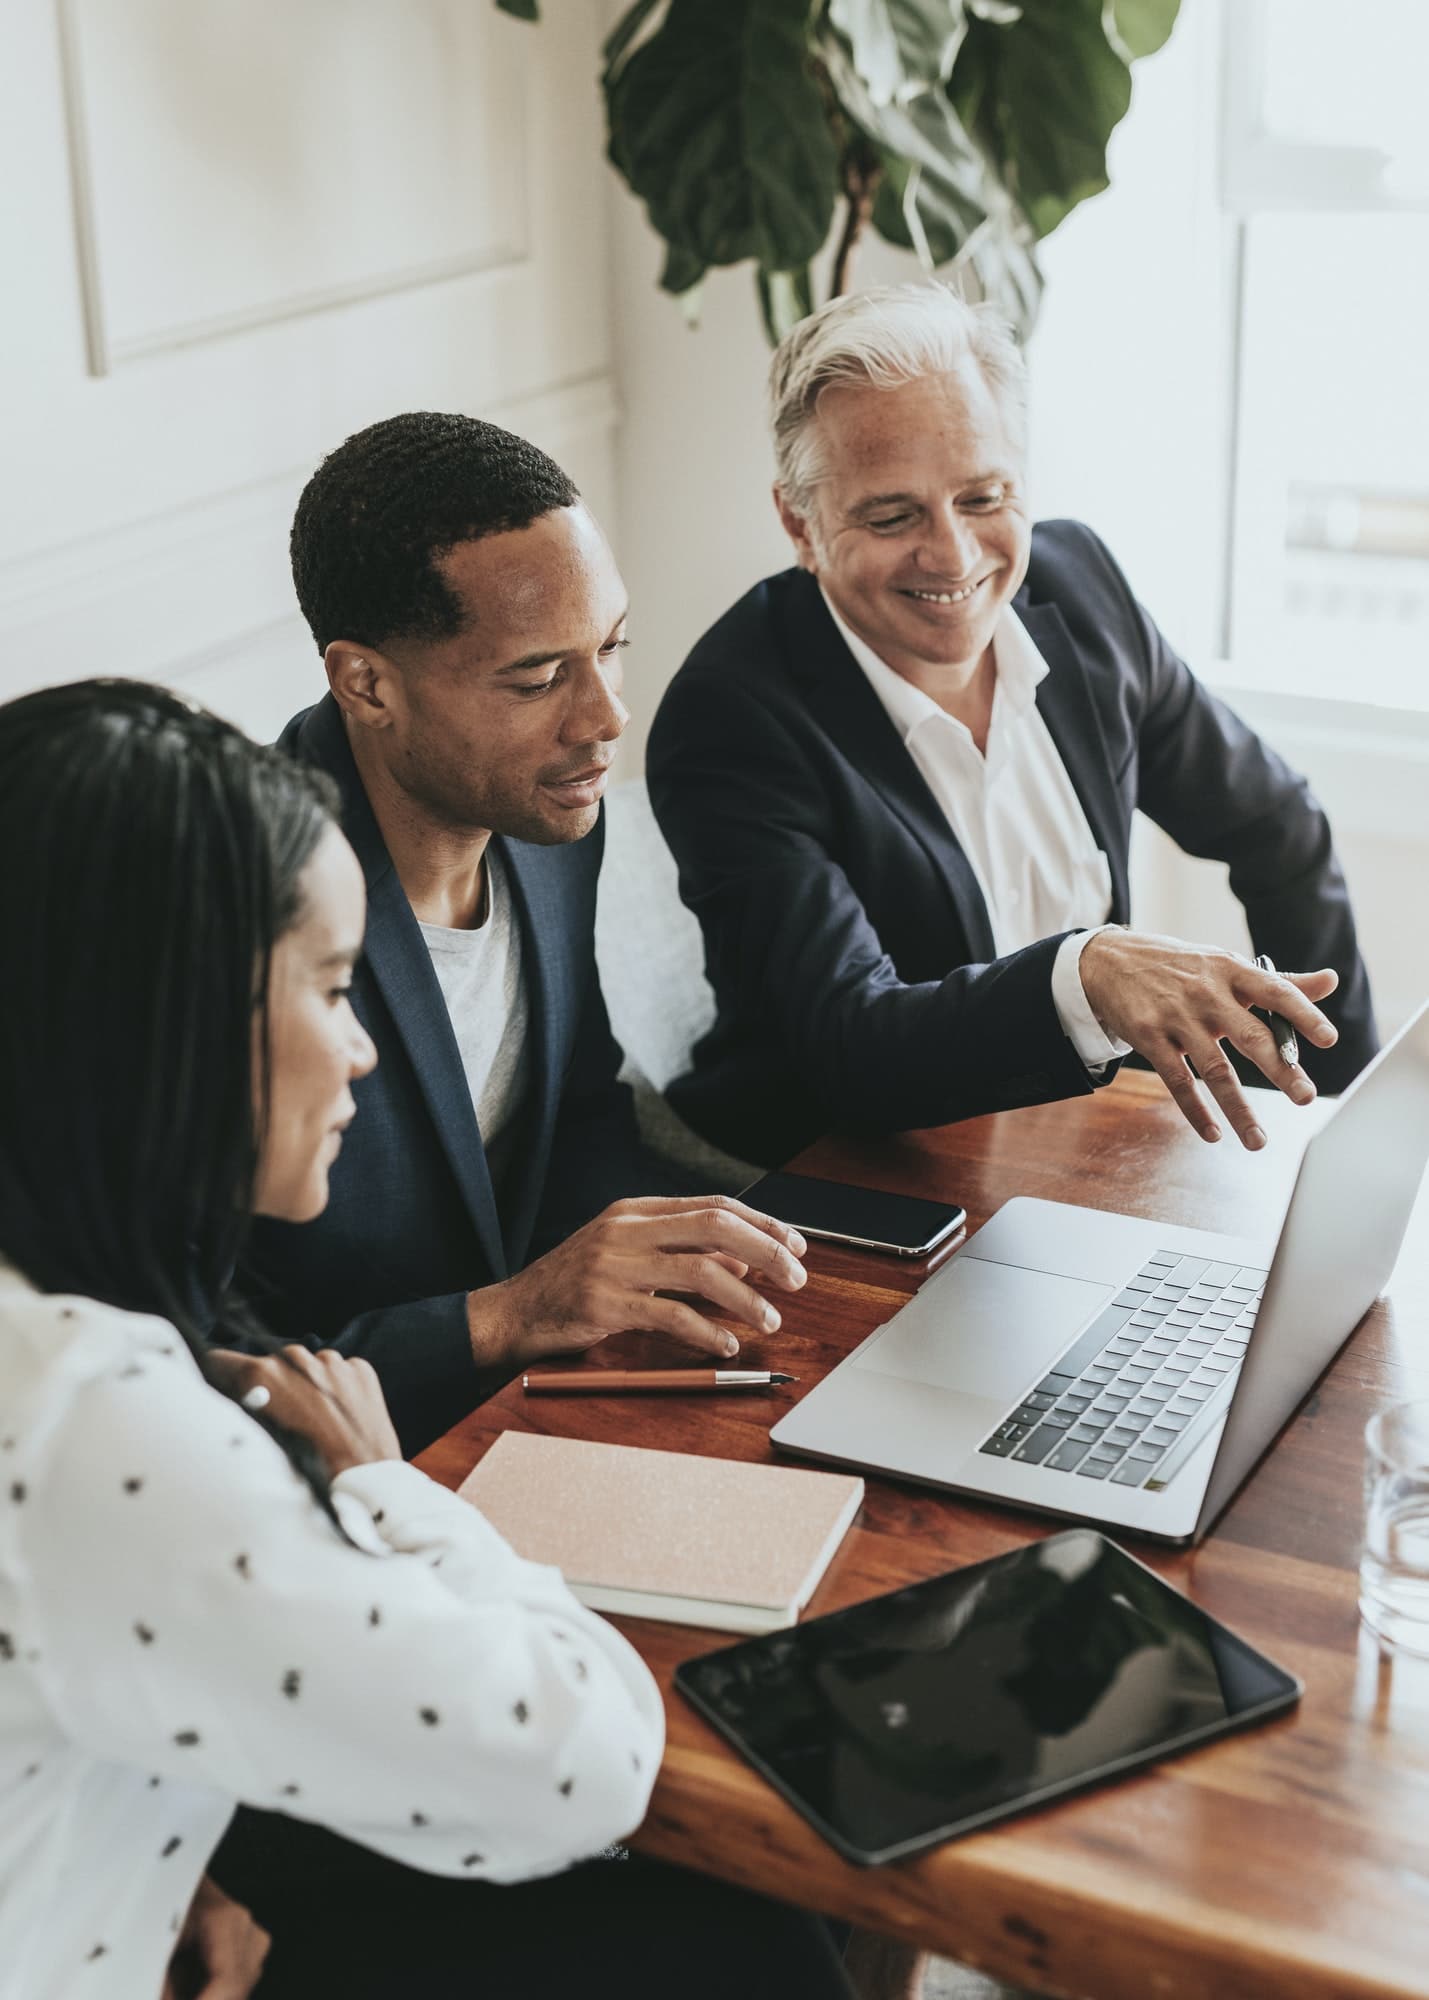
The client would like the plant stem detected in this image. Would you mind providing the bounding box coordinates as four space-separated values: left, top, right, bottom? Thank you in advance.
829 144 881 300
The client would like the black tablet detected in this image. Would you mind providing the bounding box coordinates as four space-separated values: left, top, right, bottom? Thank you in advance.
674 1529 1300 1866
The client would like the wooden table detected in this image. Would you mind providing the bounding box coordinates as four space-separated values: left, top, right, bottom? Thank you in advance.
418 1073 1429 2000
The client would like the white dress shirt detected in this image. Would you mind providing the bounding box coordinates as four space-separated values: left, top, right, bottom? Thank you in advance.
0 1260 663 2000
822 591 1129 1070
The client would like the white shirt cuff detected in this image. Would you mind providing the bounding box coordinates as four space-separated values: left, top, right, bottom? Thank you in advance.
1053 926 1133 1073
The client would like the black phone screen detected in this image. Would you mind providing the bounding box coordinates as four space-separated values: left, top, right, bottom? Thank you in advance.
741 1172 966 1255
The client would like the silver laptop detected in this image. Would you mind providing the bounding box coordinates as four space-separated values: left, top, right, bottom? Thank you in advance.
771 1000 1429 1545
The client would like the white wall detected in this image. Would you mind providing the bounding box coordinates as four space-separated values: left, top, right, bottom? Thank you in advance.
0 0 619 742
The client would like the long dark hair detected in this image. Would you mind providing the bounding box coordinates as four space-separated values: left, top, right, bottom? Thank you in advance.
0 680 341 1460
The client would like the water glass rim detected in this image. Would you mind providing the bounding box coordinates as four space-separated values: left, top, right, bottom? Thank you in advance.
1365 1395 1429 1469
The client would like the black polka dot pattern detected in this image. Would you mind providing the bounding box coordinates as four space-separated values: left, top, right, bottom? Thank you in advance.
0 1287 666 1960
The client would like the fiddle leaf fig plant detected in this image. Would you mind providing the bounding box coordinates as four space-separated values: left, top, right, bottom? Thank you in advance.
496 0 1181 343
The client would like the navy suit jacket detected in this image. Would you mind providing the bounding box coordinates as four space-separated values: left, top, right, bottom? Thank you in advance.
646 520 1377 1166
243 696 650 1455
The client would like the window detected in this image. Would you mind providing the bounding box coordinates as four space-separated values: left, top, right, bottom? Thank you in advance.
1222 0 1429 711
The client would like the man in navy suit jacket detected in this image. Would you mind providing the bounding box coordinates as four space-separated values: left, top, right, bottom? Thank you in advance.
647 285 1374 1168
244 415 807 1454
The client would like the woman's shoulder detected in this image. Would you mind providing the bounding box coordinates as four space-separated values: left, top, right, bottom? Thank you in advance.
0 1260 202 1452
0 1259 190 1368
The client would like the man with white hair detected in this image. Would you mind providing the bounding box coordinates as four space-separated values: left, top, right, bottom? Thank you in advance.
647 283 1376 1166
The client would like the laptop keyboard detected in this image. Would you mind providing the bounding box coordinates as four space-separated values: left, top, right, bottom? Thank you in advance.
976 1251 1267 1490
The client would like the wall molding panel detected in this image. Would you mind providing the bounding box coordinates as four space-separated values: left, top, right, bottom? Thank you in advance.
58 0 533 375
7 0 620 743
0 372 621 736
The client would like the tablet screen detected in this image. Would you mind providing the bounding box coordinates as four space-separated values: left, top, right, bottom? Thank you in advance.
675 1529 1300 1866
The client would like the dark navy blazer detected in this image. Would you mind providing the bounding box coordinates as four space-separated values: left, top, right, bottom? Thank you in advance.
646 520 1377 1166
243 696 648 1454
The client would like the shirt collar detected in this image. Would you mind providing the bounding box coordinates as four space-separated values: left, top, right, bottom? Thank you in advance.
819 585 1049 746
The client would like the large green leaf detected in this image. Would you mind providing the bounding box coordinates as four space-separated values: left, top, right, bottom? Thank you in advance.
866 104 988 265
602 0 669 78
659 241 707 298
827 0 967 105
822 32 988 260
493 0 539 19
821 31 1042 333
821 27 988 219
1106 0 1180 61
604 0 838 274
950 0 1132 240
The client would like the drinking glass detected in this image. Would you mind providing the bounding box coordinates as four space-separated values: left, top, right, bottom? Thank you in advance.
1360 1398 1429 1657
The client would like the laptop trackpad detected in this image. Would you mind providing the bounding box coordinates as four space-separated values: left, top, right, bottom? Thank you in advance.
853 1258 1112 1401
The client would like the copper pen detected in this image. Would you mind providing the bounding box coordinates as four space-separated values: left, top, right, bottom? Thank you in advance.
522 1368 797 1394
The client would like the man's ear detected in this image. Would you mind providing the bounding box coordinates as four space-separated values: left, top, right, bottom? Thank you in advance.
773 486 820 574
325 642 397 730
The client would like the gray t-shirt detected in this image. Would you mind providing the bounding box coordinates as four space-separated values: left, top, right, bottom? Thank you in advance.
417 846 531 1201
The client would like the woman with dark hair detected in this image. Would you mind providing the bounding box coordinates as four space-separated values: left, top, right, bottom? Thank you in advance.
0 680 861 2000
0 680 662 1997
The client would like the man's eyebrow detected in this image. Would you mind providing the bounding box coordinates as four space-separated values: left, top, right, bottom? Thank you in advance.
847 474 1017 517
494 648 565 677
316 947 361 970
847 492 920 516
493 605 631 677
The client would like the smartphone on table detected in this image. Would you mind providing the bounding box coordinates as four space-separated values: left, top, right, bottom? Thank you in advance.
740 1172 966 1258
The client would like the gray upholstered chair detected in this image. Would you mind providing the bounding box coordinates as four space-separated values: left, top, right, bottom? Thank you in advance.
595 779 757 1190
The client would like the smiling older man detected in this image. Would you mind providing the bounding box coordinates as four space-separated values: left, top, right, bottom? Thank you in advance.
646 284 1377 1167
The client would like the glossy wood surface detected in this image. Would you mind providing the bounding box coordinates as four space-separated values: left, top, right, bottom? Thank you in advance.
418 1074 1429 2000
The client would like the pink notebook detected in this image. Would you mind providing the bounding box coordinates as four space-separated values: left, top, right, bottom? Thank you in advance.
459 1432 864 1634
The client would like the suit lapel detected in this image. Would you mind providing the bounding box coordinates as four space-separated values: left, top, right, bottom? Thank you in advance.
781 578 996 959
1020 600 1132 922
297 699 507 1276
